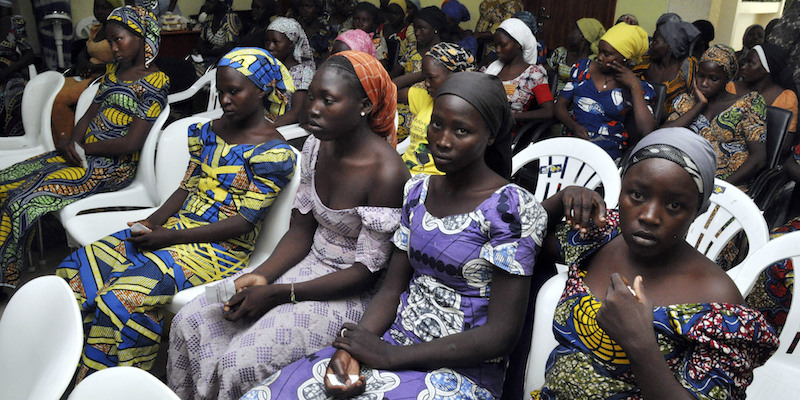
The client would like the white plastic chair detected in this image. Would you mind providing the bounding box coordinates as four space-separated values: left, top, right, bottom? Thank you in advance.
685 179 769 265
67 366 180 400
0 71 65 166
522 271 567 395
57 102 172 243
396 137 410 155
277 123 310 141
511 137 622 208
62 116 211 247
0 276 83 400
165 145 303 314
719 231 800 399
167 67 219 112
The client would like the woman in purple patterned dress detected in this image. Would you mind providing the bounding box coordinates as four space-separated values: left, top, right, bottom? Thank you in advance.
241 71 547 399
167 52 408 399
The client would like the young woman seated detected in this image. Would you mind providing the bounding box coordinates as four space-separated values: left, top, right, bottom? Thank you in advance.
554 22 656 162
394 41 476 175
167 51 409 399
533 128 778 399
0 6 169 295
482 17 553 128
264 17 317 127
55 46 296 381
666 44 767 192
239 71 546 400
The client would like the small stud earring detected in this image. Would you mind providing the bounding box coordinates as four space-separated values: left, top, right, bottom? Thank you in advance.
434 30 438 34
360 111 366 117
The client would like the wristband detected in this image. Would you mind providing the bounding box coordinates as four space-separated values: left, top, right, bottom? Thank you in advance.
290 282 299 304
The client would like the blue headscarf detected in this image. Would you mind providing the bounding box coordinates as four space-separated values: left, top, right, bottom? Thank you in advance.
441 0 470 23
217 47 295 119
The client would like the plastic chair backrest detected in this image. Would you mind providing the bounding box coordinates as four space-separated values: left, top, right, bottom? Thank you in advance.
154 117 211 204
249 146 303 266
523 271 567 395
722 231 800 398
167 67 219 112
14 71 64 150
75 80 101 121
685 179 769 265
649 81 667 124
511 137 621 207
67 366 180 400
765 106 793 170
0 276 83 400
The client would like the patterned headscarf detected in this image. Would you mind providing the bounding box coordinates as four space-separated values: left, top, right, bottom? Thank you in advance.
601 22 649 64
658 21 701 59
623 127 717 212
337 51 398 146
616 14 639 26
441 0 470 23
700 44 738 81
107 5 161 67
576 18 605 58
335 29 376 57
425 42 475 72
267 17 314 65
217 47 296 119
512 11 538 36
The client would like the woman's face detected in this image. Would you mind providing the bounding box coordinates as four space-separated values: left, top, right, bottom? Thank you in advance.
217 66 266 122
427 94 492 173
738 49 768 83
386 4 405 27
94 0 114 22
742 26 764 49
251 0 272 22
298 0 319 21
422 56 452 96
695 61 728 99
619 158 700 258
597 40 626 72
649 30 671 61
330 39 351 54
305 65 369 140
353 10 376 33
566 25 586 49
264 30 293 63
494 29 521 64
106 23 143 65
413 18 437 47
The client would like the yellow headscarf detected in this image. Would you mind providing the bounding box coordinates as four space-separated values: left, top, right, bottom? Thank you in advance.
600 22 649 64
389 0 407 14
576 18 605 58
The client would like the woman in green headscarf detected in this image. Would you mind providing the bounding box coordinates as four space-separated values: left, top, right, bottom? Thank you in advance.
547 18 605 96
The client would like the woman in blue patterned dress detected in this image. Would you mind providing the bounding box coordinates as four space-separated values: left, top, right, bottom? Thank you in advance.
241 71 547 400
532 128 778 399
554 22 656 161
0 6 168 293
56 46 296 381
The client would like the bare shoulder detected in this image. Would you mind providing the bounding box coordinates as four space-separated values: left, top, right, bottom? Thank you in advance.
686 252 744 305
364 140 411 208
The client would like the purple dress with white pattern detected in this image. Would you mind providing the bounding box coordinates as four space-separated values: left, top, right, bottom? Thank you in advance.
240 174 547 400
167 135 401 399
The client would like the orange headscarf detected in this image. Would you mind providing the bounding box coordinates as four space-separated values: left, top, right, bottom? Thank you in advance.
337 51 398 147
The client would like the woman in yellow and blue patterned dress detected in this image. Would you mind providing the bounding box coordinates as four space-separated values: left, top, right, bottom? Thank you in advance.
0 6 168 292
56 46 296 381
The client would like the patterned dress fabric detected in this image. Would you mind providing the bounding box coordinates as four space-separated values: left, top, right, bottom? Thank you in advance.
534 210 779 400
242 174 547 400
167 135 401 400
307 18 337 64
725 82 798 133
561 59 656 161
490 64 552 113
745 144 799 334
474 0 523 58
668 91 767 189
632 57 697 119
0 64 169 289
194 12 242 76
0 15 31 137
56 121 296 380
396 47 424 142
547 47 573 96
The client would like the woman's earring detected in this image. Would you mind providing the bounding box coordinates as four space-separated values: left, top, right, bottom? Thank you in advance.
360 111 366 117
434 30 438 34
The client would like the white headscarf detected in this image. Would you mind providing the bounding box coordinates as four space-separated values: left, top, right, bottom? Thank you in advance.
484 18 538 75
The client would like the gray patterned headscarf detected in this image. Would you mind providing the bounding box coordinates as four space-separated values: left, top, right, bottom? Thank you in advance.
267 17 314 65
623 128 717 213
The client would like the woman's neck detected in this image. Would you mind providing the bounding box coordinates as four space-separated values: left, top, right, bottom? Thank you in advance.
744 75 775 94
328 124 375 157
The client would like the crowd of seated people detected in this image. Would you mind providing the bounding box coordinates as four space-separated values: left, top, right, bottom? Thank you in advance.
1 2 800 400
